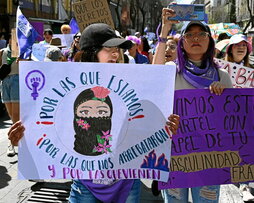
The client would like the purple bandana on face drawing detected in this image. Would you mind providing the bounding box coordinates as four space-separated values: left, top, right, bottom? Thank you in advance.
25 70 45 100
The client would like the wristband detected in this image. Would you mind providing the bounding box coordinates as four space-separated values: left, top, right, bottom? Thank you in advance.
158 36 167 43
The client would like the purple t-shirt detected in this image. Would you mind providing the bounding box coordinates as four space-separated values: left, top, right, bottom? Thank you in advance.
80 179 134 203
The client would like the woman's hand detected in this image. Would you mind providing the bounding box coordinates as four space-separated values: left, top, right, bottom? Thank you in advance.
8 121 25 146
166 114 180 135
161 8 178 36
209 81 226 96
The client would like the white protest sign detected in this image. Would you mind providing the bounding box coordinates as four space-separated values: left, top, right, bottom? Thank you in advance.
215 58 254 88
31 43 48 61
53 34 74 48
18 62 176 182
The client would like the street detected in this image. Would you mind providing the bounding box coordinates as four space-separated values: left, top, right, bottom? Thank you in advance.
0 111 250 203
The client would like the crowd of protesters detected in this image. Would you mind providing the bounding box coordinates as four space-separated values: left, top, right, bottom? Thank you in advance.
1 5 254 203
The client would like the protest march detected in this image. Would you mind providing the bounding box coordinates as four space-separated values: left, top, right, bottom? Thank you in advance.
1 0 254 202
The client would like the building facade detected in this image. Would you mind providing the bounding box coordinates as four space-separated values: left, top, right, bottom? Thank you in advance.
0 0 163 40
0 0 72 41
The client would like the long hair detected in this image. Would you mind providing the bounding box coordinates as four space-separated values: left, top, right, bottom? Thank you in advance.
73 88 113 156
177 35 216 73
68 42 80 60
80 47 102 62
141 36 151 52
225 45 250 67
73 88 113 117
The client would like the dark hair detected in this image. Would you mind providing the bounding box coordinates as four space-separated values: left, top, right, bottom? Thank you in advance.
225 44 250 67
217 33 230 42
68 41 80 60
73 87 113 156
8 33 11 39
43 29 53 36
80 47 102 62
177 31 216 72
123 54 129 63
141 37 150 52
74 88 113 117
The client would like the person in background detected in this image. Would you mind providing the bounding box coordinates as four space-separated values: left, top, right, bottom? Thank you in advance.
39 29 53 44
1 34 19 157
153 8 233 203
217 32 230 42
125 35 149 64
44 46 65 62
224 33 254 202
63 32 81 62
134 32 141 38
61 24 71 34
8 23 180 203
165 36 178 63
49 38 66 52
225 34 252 67
138 36 153 63
214 48 226 59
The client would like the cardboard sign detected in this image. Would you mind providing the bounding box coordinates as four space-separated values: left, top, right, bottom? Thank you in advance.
18 62 176 181
11 28 19 57
215 58 254 88
159 88 254 189
73 0 114 31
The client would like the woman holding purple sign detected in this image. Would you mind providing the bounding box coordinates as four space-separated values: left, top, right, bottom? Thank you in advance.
153 8 233 203
225 34 254 202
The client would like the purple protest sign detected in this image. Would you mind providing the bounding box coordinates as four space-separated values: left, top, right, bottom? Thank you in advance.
159 88 254 189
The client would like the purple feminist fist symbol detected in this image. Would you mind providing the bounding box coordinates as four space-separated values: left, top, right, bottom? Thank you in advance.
25 70 45 100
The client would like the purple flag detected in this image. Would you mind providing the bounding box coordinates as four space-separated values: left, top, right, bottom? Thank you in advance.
69 17 80 34
16 6 38 59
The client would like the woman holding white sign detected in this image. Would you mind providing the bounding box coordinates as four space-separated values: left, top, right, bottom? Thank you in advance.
153 7 233 203
8 23 180 203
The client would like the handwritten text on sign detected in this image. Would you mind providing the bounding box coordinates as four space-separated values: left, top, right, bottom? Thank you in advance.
18 62 176 182
215 58 254 88
159 88 254 189
73 0 114 31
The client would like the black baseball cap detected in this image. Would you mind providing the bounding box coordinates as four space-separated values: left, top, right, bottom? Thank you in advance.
80 23 132 50
181 21 211 35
